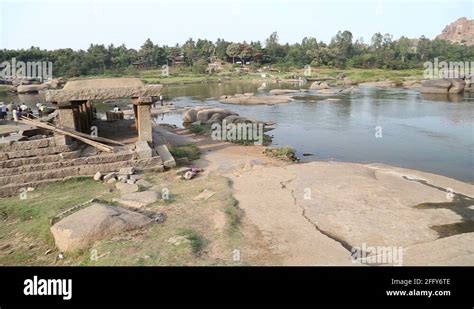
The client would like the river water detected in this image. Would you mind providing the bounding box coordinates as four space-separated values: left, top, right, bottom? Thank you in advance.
162 81 474 183
1 81 473 182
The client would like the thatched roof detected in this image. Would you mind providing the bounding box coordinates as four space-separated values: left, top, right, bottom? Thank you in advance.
45 78 163 103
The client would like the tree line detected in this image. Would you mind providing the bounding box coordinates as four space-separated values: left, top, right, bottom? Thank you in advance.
1 31 472 77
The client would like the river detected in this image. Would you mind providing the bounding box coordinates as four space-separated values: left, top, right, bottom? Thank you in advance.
1 81 473 182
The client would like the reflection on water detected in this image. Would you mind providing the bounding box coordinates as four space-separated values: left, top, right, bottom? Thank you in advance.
163 80 304 100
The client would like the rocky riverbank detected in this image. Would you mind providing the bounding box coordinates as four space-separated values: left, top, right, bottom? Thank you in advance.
158 126 474 266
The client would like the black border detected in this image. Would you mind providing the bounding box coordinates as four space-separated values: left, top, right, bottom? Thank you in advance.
0 266 472 306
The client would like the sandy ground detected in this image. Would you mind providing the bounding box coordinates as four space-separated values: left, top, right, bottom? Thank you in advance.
156 125 474 266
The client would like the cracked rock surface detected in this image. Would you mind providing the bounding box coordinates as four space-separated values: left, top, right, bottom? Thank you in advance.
197 144 474 266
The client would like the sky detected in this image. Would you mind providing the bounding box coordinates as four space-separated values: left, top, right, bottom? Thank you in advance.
0 0 472 50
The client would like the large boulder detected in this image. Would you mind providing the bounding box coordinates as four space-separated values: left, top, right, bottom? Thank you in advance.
448 78 465 94
50 203 152 252
182 106 211 123
183 106 238 124
465 78 472 91
310 82 330 90
207 112 235 124
16 84 48 94
42 79 62 89
420 79 452 94
223 115 259 124
196 108 237 123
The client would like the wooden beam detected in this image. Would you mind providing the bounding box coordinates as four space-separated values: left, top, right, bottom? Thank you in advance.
19 117 114 153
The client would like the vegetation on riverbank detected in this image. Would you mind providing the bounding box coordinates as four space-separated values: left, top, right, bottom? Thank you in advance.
53 65 423 88
169 144 201 161
2 30 471 80
264 147 298 162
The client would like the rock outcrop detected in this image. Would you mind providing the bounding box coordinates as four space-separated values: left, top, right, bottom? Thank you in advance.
182 106 269 127
436 17 474 46
310 81 331 90
420 79 465 94
50 203 152 252
16 84 48 94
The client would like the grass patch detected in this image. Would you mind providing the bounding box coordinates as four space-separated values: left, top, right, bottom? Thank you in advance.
231 133 272 146
224 196 244 234
176 228 207 256
188 123 212 134
169 144 201 161
0 177 111 265
263 146 298 162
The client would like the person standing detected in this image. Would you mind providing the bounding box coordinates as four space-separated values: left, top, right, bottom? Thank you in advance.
7 102 13 120
160 95 164 106
13 106 20 123
39 104 46 117
0 102 6 120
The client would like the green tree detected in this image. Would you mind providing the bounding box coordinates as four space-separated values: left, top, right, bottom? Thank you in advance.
226 43 241 64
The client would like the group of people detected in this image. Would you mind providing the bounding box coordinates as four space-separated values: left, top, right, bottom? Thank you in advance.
0 102 47 122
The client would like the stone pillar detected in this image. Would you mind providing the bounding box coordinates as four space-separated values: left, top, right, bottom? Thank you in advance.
78 103 85 133
83 102 90 132
86 101 93 126
57 103 75 145
58 106 75 129
131 97 139 130
72 105 81 133
136 97 153 143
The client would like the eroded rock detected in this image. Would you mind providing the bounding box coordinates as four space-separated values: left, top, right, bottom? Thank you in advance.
50 203 152 252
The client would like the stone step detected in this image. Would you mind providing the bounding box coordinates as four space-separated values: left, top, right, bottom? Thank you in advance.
0 156 164 188
0 137 56 152
0 150 82 169
2 144 77 160
0 151 136 177
0 156 163 186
